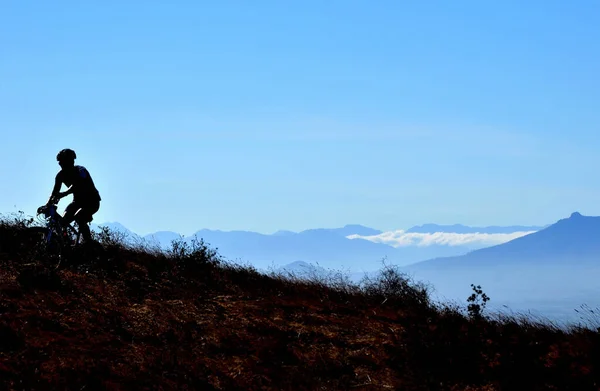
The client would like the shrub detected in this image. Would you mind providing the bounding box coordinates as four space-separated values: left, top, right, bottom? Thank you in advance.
168 235 222 277
94 226 128 248
466 283 490 320
360 260 431 308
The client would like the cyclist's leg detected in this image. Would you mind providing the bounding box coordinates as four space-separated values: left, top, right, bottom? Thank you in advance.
74 200 100 242
62 201 80 228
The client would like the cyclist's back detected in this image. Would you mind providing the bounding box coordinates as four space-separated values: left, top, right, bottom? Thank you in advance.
55 164 101 204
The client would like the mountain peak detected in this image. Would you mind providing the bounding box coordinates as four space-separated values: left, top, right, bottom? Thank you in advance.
272 230 296 236
409 211 600 270
343 224 369 229
406 223 542 234
300 225 382 237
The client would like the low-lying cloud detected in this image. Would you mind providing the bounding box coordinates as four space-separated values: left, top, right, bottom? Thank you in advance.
347 230 537 248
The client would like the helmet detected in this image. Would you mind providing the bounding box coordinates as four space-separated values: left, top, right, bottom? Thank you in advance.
56 148 76 162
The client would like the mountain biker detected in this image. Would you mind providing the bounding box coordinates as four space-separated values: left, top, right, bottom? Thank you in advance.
46 148 101 243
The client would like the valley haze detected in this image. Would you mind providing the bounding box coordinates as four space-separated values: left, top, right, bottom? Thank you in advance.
91 220 544 271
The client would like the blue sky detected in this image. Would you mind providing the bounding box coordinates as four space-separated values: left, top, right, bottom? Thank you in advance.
1 1 599 235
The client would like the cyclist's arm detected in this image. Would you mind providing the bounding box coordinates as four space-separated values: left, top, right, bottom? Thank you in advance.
48 174 72 203
59 186 75 198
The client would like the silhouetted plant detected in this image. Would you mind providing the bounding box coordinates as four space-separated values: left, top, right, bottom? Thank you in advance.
573 304 600 331
0 211 42 259
169 235 221 276
467 283 490 320
361 261 431 308
94 226 128 248
8 210 36 229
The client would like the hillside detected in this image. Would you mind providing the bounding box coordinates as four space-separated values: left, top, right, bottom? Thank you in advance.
2 216 600 390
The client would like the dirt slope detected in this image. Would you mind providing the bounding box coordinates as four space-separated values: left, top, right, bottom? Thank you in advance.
1 221 600 390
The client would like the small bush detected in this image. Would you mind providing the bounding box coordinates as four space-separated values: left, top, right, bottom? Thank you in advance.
169 235 222 276
466 283 490 320
0 210 36 229
93 226 128 248
0 211 42 259
360 260 431 308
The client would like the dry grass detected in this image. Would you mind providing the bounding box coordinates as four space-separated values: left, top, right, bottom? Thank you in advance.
1 215 600 390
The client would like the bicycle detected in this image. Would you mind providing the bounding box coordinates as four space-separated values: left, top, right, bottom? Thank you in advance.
24 198 91 268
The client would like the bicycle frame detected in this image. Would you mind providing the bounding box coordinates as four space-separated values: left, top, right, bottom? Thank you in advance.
37 203 82 247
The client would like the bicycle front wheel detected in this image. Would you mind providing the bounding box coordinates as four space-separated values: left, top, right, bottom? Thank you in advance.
23 227 64 258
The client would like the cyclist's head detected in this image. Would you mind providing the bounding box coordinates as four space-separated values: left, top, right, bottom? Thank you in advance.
57 148 76 168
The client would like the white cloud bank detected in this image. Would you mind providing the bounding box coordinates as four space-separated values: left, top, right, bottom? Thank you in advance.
347 230 537 248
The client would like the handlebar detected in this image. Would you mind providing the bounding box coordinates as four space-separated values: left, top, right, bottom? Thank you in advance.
37 203 58 218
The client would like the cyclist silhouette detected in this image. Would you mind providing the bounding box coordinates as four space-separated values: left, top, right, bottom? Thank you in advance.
46 148 101 243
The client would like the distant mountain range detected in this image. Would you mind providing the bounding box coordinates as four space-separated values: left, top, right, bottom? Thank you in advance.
91 212 600 324
399 212 600 323
406 223 546 234
90 221 541 271
405 212 599 270
145 226 472 270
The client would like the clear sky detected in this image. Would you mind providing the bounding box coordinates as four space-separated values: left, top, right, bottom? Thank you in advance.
1 1 599 236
